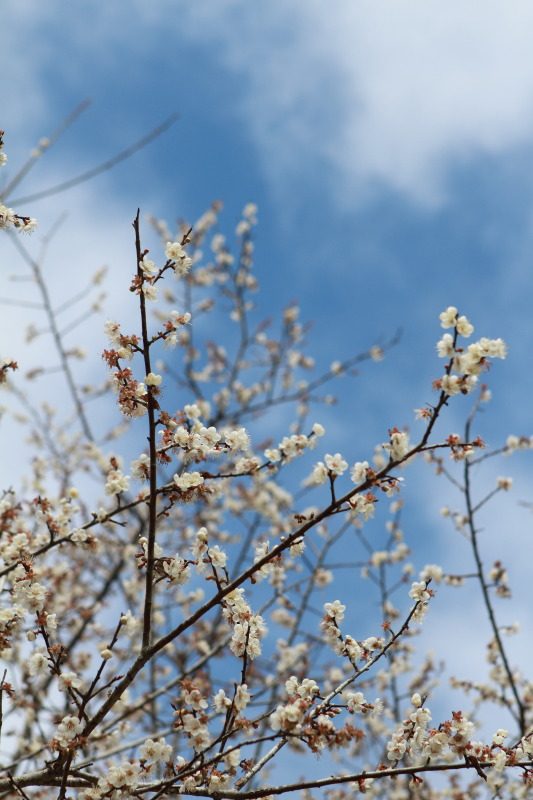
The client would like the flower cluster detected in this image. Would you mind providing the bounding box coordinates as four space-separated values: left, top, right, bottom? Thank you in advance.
165 239 193 277
435 307 507 396
223 588 267 660
270 675 320 733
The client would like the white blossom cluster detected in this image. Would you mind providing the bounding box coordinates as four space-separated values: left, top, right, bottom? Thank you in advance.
79 760 143 798
165 239 194 277
320 600 387 666
222 588 267 660
265 422 325 464
436 306 507 396
270 675 320 733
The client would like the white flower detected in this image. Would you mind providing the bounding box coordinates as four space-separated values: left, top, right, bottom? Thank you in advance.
184 403 202 419
389 430 409 460
370 550 389 567
314 568 333 588
163 556 190 584
439 306 458 328
165 241 192 276
131 453 150 479
440 374 460 396
105 469 130 496
0 205 15 228
104 320 121 342
492 728 508 746
120 610 140 636
408 581 431 602
349 493 376 520
225 748 241 769
106 761 141 789
173 426 190 447
139 257 158 276
211 233 226 252
362 635 383 651
456 315 474 337
243 202 258 221
28 650 49 676
325 453 348 476
173 471 204 491
235 683 251 711
307 461 328 485
142 283 157 301
230 614 266 660
350 461 369 483
145 372 162 387
214 689 231 713
140 737 172 764
265 447 281 462
208 545 227 568
225 427 250 451
419 564 443 583
345 691 367 713
12 580 46 611
56 715 83 747
174 255 193 277
58 671 82 692
436 333 455 357
480 336 507 358
324 600 346 621
165 241 185 260
279 434 309 460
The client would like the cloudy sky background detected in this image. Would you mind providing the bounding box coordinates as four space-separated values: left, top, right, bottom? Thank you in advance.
2 0 532 755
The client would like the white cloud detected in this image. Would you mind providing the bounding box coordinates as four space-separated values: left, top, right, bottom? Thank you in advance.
7 1 533 208
179 0 533 206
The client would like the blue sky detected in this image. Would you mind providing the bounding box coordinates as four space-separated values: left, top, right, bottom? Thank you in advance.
5 0 533 435
2 0 532 741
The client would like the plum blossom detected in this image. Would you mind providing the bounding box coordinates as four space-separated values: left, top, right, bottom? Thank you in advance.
139 737 172 764
324 453 348 476
350 460 369 483
173 471 204 491
145 372 162 387
225 427 250 451
439 306 458 328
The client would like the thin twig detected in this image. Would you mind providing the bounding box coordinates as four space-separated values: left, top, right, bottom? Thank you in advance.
9 114 178 206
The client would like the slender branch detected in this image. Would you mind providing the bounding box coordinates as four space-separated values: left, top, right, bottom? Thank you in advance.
172 759 533 798
9 114 178 206
463 414 525 735
0 99 91 201
7 231 94 441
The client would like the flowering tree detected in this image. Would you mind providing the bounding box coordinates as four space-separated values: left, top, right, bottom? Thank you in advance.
0 127 531 799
